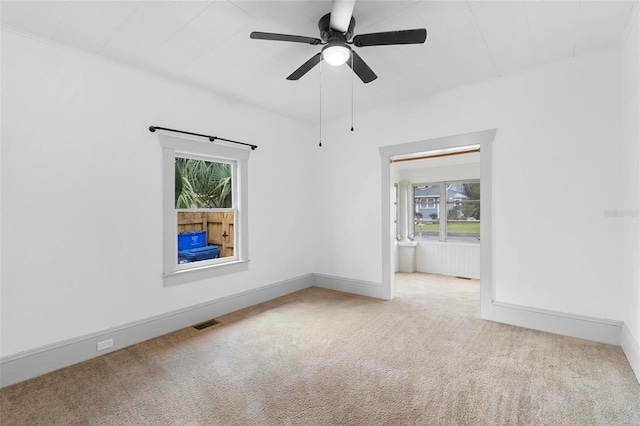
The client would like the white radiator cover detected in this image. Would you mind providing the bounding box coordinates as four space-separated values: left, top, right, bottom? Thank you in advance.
416 242 480 278
398 242 418 273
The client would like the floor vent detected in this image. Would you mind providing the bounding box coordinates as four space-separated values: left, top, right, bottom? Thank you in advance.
456 276 472 280
193 319 220 330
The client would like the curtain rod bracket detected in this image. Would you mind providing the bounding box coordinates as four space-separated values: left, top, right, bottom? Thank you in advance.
149 126 257 150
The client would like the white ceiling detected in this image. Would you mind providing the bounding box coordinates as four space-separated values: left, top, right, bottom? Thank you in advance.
2 0 638 124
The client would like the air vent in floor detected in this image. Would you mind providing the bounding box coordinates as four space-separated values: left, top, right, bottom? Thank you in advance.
193 319 220 330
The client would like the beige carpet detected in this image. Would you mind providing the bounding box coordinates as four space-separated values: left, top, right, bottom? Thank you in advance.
2 273 639 425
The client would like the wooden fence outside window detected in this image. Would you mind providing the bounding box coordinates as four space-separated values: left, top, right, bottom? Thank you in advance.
177 211 235 258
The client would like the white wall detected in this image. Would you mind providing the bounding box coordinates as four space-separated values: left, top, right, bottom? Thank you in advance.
0 30 314 357
313 48 625 321
622 9 640 374
416 243 480 279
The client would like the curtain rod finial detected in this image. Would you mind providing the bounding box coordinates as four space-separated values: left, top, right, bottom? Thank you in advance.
149 126 156 132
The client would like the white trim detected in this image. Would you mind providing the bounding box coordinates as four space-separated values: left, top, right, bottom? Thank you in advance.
313 273 383 299
157 132 251 161
1 272 633 388
381 156 394 300
164 260 250 287
157 132 251 283
479 133 494 312
489 301 622 345
0 274 313 388
314 271 623 347
622 323 640 383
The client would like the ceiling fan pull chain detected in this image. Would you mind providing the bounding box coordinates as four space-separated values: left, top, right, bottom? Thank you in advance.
351 52 354 132
319 61 323 147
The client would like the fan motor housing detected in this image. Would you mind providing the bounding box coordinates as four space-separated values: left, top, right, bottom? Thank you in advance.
319 13 355 42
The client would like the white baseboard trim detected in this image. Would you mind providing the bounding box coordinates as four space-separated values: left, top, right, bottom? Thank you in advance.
0 274 313 388
313 273 383 299
305 274 627 348
2 273 631 388
622 323 640 384
486 300 623 346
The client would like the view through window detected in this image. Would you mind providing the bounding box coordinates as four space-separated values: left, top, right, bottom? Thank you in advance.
414 181 480 243
175 157 236 266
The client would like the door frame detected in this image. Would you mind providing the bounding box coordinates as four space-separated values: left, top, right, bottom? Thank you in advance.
379 129 496 319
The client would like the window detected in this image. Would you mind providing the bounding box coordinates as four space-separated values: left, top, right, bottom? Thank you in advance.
175 157 235 267
393 183 399 240
414 181 480 243
446 182 480 243
158 132 251 285
413 184 440 240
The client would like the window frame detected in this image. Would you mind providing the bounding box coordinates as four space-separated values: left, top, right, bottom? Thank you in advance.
413 179 480 244
158 132 250 286
393 183 400 240
175 155 238 270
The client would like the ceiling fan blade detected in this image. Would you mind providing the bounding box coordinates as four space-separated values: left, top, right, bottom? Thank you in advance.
347 51 377 84
330 0 356 33
352 28 427 47
287 53 322 80
250 31 321 45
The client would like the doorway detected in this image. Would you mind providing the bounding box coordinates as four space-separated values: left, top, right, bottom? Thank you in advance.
379 129 496 319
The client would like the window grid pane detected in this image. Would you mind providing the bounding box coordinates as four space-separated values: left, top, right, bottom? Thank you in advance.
413 181 480 243
414 184 440 240
175 158 233 209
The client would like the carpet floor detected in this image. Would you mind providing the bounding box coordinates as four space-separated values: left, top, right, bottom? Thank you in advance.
1 273 639 425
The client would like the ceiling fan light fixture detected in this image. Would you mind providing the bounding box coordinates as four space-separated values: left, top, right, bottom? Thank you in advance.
250 5 426 83
322 43 350 66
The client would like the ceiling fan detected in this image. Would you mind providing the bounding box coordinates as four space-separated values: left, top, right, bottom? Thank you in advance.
249 0 427 84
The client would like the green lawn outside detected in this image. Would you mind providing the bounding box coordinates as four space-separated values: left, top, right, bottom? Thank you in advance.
415 221 480 236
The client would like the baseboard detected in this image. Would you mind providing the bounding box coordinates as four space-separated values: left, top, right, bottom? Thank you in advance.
311 275 624 346
0 274 313 388
312 273 383 299
486 301 623 346
622 323 640 384
2 273 629 388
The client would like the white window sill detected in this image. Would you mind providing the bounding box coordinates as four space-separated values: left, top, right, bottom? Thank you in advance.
163 259 250 287
416 240 480 246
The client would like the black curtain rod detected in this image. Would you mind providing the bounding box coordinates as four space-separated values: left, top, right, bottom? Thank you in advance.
149 126 257 150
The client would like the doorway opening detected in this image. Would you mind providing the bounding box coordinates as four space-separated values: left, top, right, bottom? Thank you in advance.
379 130 495 319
